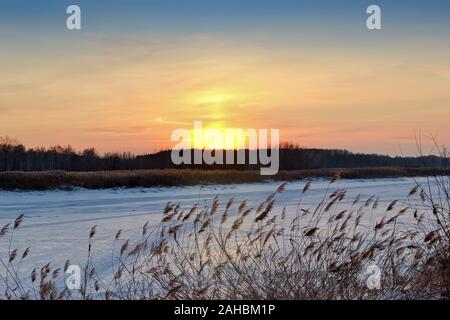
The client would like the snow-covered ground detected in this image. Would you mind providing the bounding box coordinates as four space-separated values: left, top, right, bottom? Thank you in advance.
0 177 432 285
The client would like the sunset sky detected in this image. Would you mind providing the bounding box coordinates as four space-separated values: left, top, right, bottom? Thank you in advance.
1 0 449 155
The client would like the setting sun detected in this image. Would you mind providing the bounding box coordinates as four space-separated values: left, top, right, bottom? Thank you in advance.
189 124 248 150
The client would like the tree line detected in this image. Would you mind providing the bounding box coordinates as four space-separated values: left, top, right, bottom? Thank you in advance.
0 136 445 172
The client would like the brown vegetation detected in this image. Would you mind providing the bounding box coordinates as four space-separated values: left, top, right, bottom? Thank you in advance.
1 172 449 300
1 167 450 191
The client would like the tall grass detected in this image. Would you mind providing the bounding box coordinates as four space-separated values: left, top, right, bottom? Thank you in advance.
1 167 449 191
1 171 449 300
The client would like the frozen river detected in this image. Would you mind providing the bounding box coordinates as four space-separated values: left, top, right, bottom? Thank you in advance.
0 177 432 285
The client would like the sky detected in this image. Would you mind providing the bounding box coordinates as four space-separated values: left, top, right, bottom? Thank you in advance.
0 0 449 155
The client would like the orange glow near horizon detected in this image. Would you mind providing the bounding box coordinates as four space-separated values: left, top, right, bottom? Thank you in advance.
1 32 450 156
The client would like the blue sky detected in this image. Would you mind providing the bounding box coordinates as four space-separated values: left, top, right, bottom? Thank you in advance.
1 0 449 34
1 0 449 58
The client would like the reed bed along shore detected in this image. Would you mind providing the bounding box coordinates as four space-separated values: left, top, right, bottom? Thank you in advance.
0 172 449 300
1 167 449 191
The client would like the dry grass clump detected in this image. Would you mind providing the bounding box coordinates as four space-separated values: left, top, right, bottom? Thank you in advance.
1 172 449 300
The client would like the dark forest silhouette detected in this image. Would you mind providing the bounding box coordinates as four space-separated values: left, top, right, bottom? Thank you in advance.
0 136 445 172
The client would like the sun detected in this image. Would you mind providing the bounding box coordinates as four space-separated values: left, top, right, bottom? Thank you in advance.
189 123 248 150
180 88 249 150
